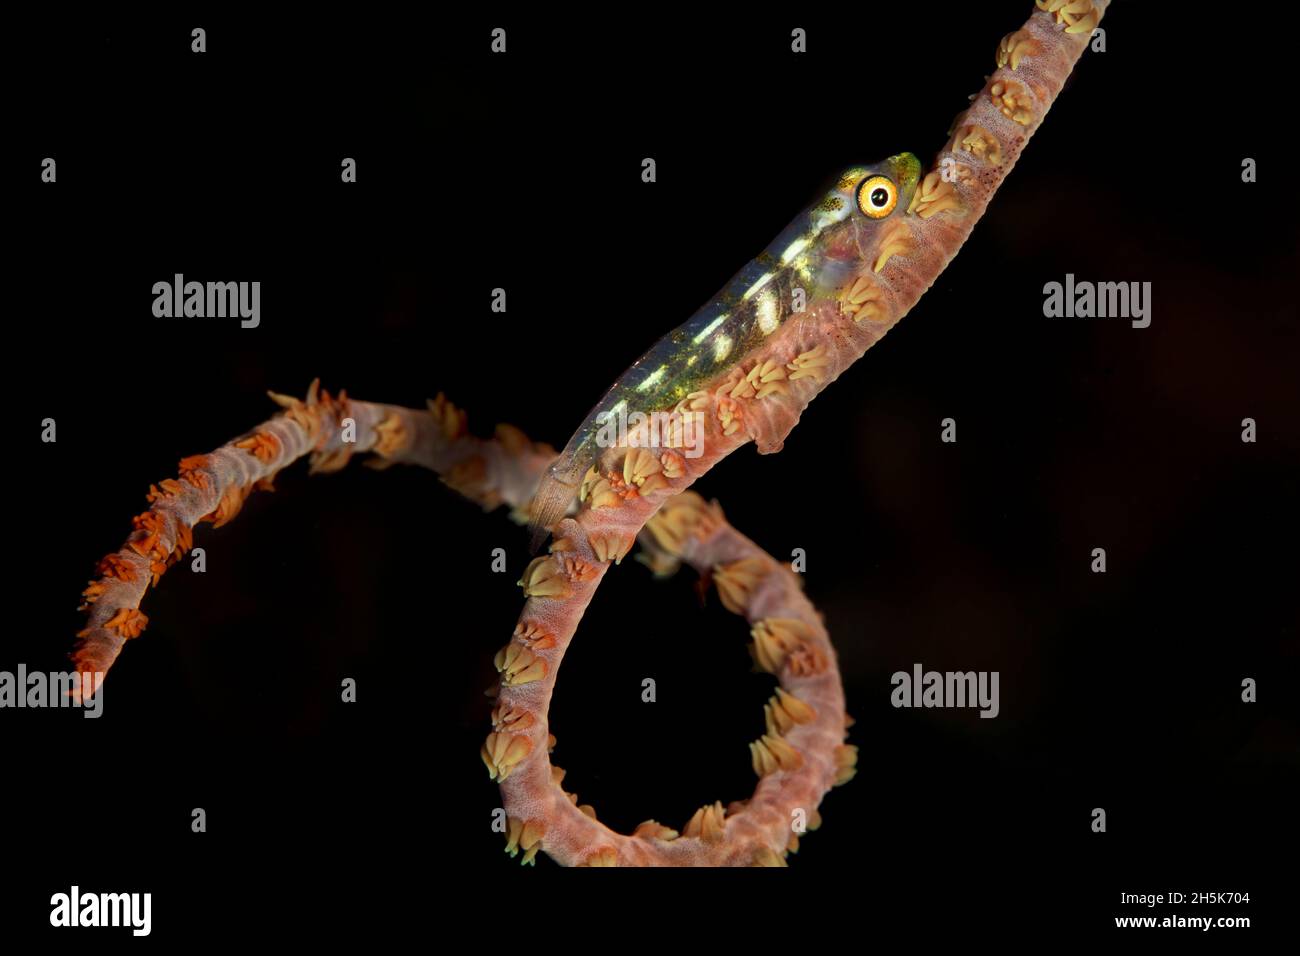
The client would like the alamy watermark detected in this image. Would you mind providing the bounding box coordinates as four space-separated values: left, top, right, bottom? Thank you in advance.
152 274 260 328
50 886 150 936
891 663 999 718
0 665 103 718
593 406 706 458
1043 273 1151 328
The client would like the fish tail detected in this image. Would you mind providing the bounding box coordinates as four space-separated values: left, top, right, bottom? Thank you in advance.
527 464 581 552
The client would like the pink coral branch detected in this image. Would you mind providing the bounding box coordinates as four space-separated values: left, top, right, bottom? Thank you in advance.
70 382 551 699
491 491 852 866
69 381 853 866
484 0 1108 865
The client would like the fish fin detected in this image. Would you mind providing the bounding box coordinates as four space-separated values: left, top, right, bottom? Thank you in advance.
527 471 578 553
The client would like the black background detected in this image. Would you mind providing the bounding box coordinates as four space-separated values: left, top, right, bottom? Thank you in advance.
5 2 1297 941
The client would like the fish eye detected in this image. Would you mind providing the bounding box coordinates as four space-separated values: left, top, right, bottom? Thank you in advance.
856 175 898 219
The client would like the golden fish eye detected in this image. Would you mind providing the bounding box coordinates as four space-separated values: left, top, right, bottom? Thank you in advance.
856 175 898 219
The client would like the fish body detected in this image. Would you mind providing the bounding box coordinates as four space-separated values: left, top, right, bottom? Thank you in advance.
529 153 922 547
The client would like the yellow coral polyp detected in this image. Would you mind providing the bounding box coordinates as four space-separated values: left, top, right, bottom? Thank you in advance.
996 28 1039 70
503 816 546 865
749 617 828 676
1036 0 1099 35
749 733 804 776
682 801 727 844
764 687 817 736
989 78 1034 125
728 358 788 401
786 344 831 381
872 218 915 274
494 642 548 686
518 556 571 599
622 447 662 487
956 125 1003 166
644 491 720 556
716 396 743 436
426 392 467 441
482 732 533 782
843 273 887 323
713 556 769 614
907 171 965 219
